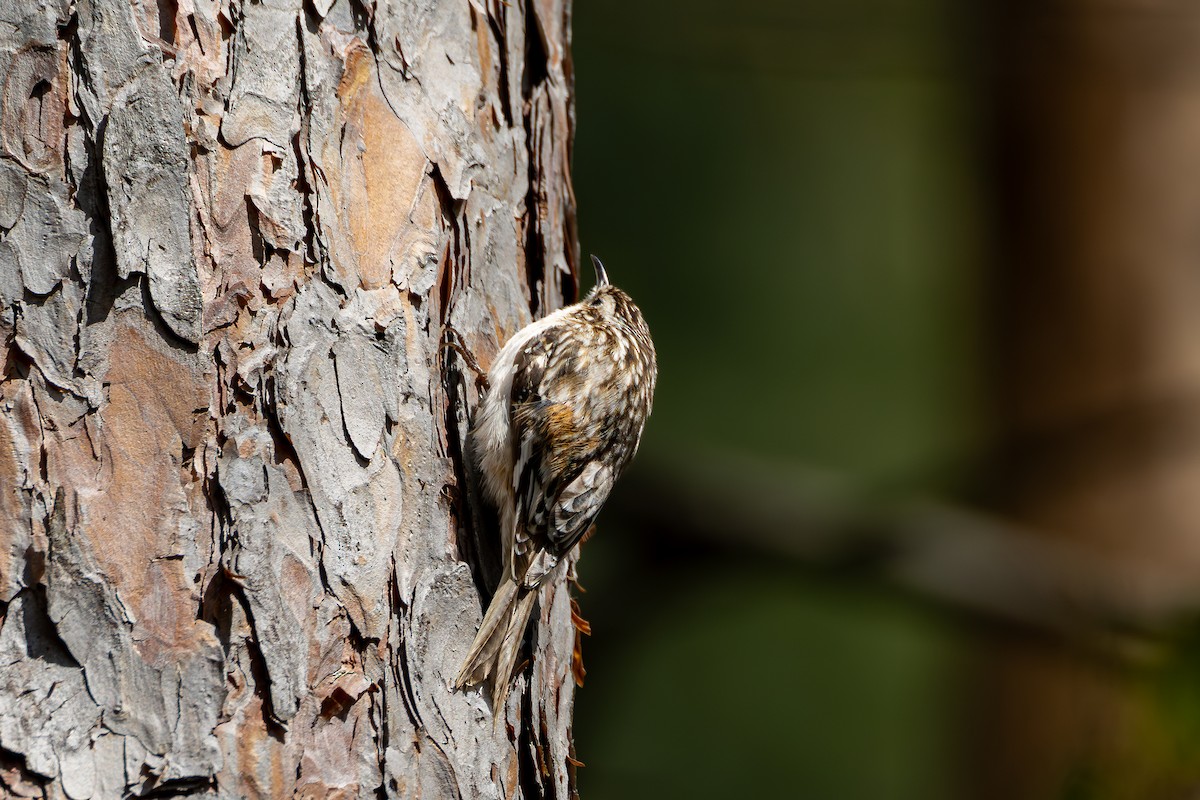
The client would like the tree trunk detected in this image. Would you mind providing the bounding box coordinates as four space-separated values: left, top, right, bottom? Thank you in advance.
0 0 580 797
975 2 1200 796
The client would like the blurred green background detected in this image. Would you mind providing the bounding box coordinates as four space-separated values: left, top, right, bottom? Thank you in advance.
570 1 983 797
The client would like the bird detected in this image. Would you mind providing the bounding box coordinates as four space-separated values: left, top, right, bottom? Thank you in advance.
454 255 657 709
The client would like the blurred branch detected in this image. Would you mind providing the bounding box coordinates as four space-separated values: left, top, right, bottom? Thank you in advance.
609 449 1200 660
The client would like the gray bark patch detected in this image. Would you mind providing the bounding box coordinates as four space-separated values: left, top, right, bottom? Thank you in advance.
102 71 200 343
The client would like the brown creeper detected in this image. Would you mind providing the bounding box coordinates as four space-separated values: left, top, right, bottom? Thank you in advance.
454 256 657 708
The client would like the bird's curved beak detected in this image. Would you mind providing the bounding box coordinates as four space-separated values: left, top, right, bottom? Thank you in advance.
590 254 610 288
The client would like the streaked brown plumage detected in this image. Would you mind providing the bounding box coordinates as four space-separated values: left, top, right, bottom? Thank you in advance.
454 256 657 709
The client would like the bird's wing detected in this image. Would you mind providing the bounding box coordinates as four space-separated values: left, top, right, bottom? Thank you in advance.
507 327 618 587
507 332 555 583
547 460 614 551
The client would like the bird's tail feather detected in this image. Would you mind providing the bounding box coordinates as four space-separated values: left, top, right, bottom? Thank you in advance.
455 577 537 709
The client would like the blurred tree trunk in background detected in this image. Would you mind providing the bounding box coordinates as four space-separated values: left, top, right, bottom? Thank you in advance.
979 1 1200 796
0 0 580 797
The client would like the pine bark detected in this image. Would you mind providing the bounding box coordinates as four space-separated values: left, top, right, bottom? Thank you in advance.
0 0 580 797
